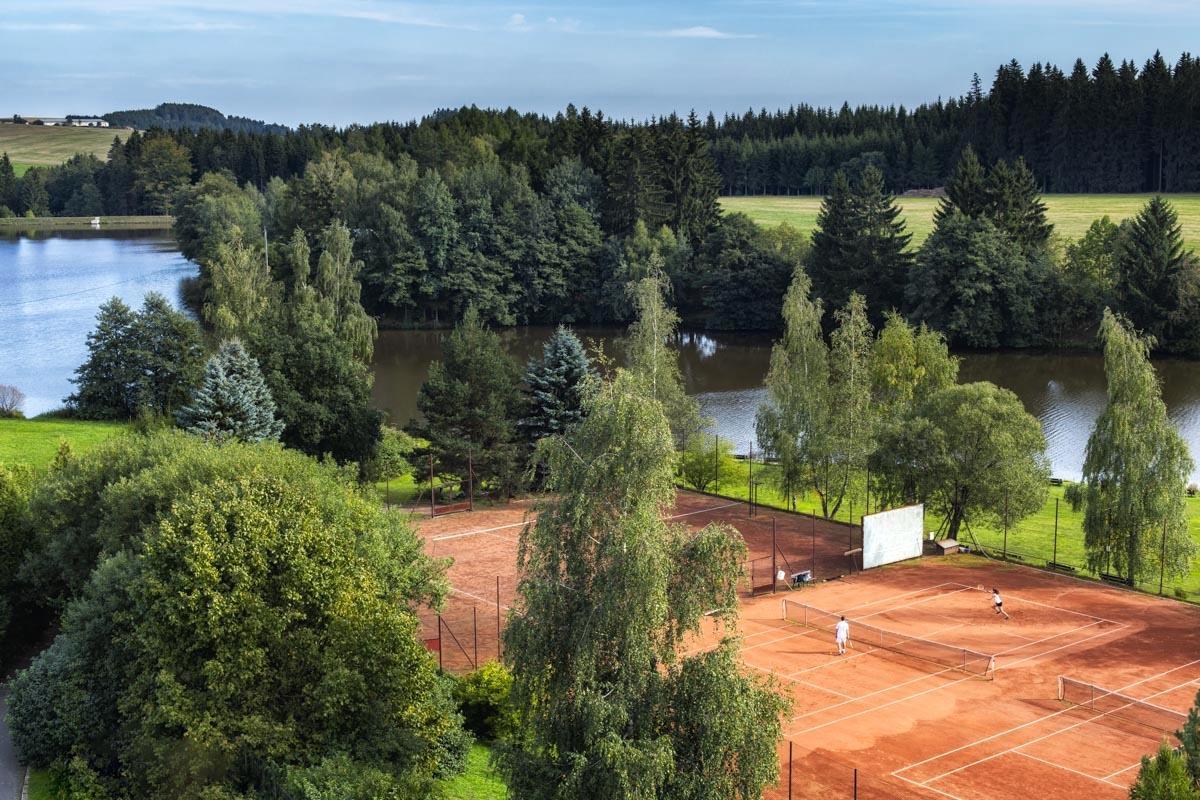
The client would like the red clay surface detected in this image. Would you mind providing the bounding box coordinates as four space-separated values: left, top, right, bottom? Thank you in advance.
415 489 1200 799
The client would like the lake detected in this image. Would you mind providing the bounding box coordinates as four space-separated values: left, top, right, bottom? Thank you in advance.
6 233 1200 482
0 231 195 415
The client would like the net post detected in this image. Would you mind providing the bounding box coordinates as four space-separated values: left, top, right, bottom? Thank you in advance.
853 768 857 799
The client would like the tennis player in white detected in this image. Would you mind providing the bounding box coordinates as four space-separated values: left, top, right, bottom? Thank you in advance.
992 587 1010 619
835 615 850 655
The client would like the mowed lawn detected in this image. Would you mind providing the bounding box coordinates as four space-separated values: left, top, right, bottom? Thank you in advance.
0 418 127 470
696 459 1200 599
721 193 1200 249
0 122 129 168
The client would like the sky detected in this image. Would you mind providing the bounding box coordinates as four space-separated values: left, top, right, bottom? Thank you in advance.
4 0 1200 127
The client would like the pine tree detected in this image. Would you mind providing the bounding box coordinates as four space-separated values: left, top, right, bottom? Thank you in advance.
1181 689 1200 787
500 369 786 800
847 166 913 316
0 153 16 213
176 339 284 443
521 326 594 443
807 170 856 307
1129 740 1198 800
67 297 140 418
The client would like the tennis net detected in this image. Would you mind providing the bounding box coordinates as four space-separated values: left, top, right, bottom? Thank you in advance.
1058 676 1188 735
782 599 996 677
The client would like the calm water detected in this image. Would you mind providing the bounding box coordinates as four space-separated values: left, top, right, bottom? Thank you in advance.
374 328 1200 482
6 234 1200 482
0 231 195 415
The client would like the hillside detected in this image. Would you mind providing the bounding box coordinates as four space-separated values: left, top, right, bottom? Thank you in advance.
0 122 128 174
721 193 1200 249
104 102 289 135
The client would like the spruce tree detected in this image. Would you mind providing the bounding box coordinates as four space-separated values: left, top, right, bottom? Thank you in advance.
934 145 989 225
176 339 284 443
1116 196 1195 343
1181 689 1200 788
807 170 856 307
986 157 1052 252
68 297 140 418
412 306 525 495
521 326 594 444
500 370 786 800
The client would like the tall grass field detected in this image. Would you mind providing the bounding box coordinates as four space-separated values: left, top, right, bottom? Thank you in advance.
721 193 1200 249
0 122 130 170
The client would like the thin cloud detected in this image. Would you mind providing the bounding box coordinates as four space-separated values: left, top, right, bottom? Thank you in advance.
505 13 581 33
658 25 756 39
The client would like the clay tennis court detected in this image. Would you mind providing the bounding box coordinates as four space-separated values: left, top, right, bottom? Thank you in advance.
414 489 1200 799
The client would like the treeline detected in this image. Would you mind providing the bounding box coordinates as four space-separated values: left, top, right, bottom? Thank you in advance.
104 102 291 135
807 150 1200 354
712 51 1200 194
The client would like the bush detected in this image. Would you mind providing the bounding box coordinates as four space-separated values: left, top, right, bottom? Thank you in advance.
0 384 25 418
679 433 738 493
1188 483 1198 497
453 662 516 742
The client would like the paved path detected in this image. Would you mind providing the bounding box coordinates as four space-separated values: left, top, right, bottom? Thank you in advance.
0 689 22 800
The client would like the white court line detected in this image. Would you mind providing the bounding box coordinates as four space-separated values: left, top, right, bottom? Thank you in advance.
950 581 1116 625
432 520 529 541
1013 751 1126 789
784 619 974 679
787 668 967 736
741 628 819 653
892 771 966 800
892 623 1140 777
451 586 512 611
664 502 743 520
910 658 1200 786
835 581 965 614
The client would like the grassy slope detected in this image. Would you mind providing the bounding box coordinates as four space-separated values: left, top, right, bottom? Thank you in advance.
0 216 171 231
721 194 1200 249
0 418 126 470
0 123 128 167
441 744 507 800
697 459 1200 598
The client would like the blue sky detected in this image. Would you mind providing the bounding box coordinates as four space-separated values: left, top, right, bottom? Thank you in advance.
3 0 1200 127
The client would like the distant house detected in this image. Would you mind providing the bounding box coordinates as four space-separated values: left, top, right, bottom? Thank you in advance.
22 116 68 126
68 117 109 128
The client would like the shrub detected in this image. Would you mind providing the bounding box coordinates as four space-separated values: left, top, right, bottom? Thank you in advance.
1188 483 1198 497
453 661 516 742
680 433 738 493
0 384 25 418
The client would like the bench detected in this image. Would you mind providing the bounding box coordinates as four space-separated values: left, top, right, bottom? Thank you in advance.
1100 572 1128 585
1046 561 1077 573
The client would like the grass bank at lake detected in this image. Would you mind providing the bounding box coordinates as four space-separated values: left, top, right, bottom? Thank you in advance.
721 193 1200 249
0 215 172 233
0 418 127 470
695 458 1200 600
0 122 129 169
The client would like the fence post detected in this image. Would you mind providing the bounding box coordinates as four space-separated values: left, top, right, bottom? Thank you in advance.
429 453 436 517
714 435 719 493
811 513 817 580
1052 498 1059 566
1160 517 1168 595
1002 490 1009 560
849 500 854 528
437 614 443 671
496 575 502 661
854 768 858 799
772 518 778 594
468 449 475 512
748 443 754 518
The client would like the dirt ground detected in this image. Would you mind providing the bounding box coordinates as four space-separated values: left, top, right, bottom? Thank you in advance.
415 490 1200 799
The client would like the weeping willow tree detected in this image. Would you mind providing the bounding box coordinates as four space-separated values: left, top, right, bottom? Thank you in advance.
1070 309 1196 584
624 260 705 448
499 370 787 800
755 269 828 511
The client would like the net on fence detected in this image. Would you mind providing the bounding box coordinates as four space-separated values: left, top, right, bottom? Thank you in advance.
1058 676 1188 735
783 600 996 677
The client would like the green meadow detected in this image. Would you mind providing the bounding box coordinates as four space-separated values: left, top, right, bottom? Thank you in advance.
0 122 129 169
0 418 128 470
721 193 1200 249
